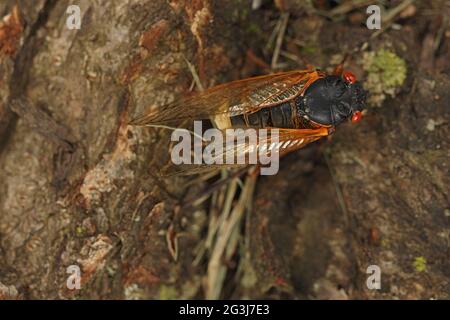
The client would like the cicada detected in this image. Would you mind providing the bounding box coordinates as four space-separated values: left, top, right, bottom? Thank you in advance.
130 66 367 174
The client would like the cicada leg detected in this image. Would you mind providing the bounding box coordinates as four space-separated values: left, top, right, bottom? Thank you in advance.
332 53 358 84
332 53 350 76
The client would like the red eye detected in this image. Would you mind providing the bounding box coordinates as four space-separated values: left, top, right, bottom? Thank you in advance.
351 111 362 123
343 71 357 84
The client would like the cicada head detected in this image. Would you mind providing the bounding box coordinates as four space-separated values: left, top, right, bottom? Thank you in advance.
299 72 367 126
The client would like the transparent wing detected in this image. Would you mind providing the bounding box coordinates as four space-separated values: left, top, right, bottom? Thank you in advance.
162 127 330 176
130 70 320 125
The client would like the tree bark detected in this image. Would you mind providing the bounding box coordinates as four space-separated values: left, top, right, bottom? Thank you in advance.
0 0 254 299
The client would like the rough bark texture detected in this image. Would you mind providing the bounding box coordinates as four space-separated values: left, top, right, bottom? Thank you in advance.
0 0 448 299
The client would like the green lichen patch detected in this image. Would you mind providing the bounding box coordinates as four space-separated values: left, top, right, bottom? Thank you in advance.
362 49 407 107
413 256 427 272
159 284 179 300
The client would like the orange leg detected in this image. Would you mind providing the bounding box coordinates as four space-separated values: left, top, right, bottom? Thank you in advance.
333 63 344 76
332 54 358 84
332 53 350 76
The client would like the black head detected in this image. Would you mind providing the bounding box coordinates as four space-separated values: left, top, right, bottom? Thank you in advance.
298 74 367 126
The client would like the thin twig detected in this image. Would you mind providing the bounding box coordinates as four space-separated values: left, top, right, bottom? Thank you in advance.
372 0 416 38
323 152 349 220
183 55 205 91
205 173 257 299
271 12 290 69
264 18 282 56
434 13 448 52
